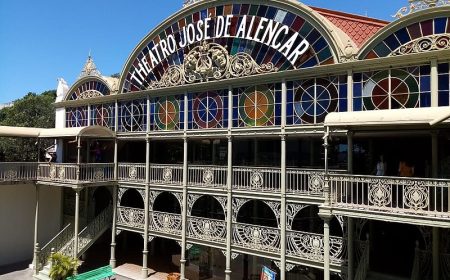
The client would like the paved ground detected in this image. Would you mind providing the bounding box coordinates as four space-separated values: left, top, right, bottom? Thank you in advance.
0 263 166 280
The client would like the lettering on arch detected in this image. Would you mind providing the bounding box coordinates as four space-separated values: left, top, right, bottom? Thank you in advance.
122 3 335 93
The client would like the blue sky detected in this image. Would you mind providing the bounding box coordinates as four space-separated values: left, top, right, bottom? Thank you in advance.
0 0 406 103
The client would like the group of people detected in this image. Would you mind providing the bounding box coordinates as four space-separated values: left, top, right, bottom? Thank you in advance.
374 155 415 177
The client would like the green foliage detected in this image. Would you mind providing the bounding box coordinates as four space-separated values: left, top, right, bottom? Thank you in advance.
110 73 120 78
0 90 56 161
49 252 79 280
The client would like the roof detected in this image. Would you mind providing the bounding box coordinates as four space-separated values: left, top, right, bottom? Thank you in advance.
0 126 115 139
324 107 450 128
312 6 388 48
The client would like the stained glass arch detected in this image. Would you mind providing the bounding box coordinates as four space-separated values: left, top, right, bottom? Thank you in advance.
65 77 112 101
118 0 353 93
358 7 450 59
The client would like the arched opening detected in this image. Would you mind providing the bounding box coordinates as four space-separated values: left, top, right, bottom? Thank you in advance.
153 192 181 214
291 205 342 236
191 195 225 220
116 231 144 266
366 221 423 278
92 186 112 216
120 189 144 209
186 244 225 280
236 200 278 227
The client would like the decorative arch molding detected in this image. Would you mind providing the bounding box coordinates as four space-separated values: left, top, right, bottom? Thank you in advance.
118 187 145 208
187 193 227 217
233 198 280 227
118 0 352 93
64 76 112 101
151 190 183 212
358 6 450 59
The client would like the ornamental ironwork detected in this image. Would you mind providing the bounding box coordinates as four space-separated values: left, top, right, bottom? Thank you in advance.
129 166 138 180
5 169 18 180
391 34 450 56
308 173 325 193
233 223 281 253
393 0 449 19
77 90 103 100
404 182 429 211
250 171 264 188
368 181 392 207
287 230 345 264
151 211 182 235
202 168 214 185
117 207 145 228
188 216 226 243
163 167 173 183
147 42 277 89
93 168 104 181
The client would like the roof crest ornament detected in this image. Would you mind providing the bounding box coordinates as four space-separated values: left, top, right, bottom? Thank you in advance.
393 0 449 19
79 54 101 78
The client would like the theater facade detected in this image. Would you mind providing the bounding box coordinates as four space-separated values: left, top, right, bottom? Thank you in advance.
1 0 450 280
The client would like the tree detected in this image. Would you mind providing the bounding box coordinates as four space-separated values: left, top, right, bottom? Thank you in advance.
0 90 56 161
110 73 120 78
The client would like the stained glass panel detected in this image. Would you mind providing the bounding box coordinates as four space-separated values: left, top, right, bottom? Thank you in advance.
118 99 147 132
353 66 430 111
233 84 281 127
69 79 110 100
286 76 347 125
122 3 335 93
438 63 450 106
363 17 450 59
188 90 228 129
91 103 115 130
152 95 184 131
66 107 88 128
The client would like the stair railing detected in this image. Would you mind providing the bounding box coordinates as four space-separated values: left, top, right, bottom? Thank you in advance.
36 223 74 271
354 234 370 280
60 204 113 257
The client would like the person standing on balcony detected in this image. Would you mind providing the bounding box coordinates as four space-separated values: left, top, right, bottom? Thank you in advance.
375 155 386 176
398 160 414 177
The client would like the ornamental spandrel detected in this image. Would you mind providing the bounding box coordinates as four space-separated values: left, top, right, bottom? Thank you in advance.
147 41 278 89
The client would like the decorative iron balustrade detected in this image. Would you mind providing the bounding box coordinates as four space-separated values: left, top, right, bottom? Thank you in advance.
118 163 146 183
187 165 227 188
37 223 74 271
330 174 450 218
0 162 38 182
37 163 114 183
60 205 112 257
150 211 182 236
233 222 281 253
233 167 281 192
117 206 145 229
149 164 183 186
286 230 345 264
187 216 226 243
38 163 78 182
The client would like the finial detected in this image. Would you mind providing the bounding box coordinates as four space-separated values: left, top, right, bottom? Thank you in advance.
79 54 101 78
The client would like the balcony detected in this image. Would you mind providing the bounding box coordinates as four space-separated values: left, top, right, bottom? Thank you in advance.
0 162 114 186
330 174 450 227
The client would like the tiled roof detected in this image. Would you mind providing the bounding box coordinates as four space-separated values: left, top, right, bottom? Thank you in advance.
312 6 389 48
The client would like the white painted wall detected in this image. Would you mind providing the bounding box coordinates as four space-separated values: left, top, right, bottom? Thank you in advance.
0 184 62 266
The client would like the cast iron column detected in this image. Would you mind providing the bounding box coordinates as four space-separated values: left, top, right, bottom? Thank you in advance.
32 184 40 275
180 136 188 280
110 139 118 268
74 188 81 262
225 135 233 280
141 139 150 278
280 79 287 280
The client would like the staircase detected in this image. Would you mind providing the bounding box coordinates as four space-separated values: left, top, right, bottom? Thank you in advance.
34 205 112 280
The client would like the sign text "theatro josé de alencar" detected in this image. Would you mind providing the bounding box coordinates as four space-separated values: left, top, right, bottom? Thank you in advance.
130 15 311 85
